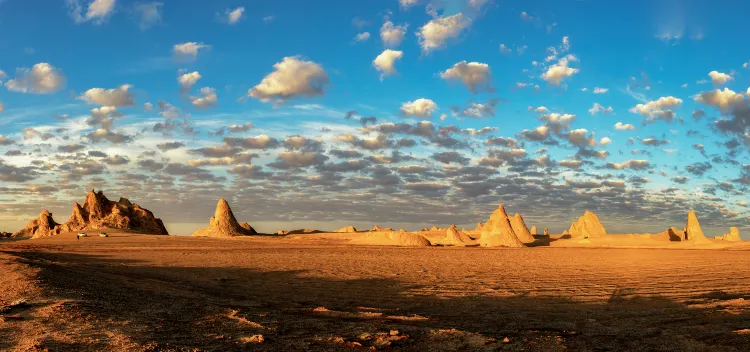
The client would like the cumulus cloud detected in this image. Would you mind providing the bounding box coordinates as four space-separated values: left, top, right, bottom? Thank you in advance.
417 13 470 54
87 129 133 144
614 122 636 130
227 123 254 133
0 102 4 113
593 87 608 94
225 7 244 24
600 137 612 146
67 0 116 25
79 84 135 106
499 44 512 54
177 71 201 91
372 49 403 80
135 1 162 30
641 137 669 146
190 87 218 109
606 159 650 170
440 61 493 93
173 42 210 60
559 160 582 169
223 134 280 149
588 103 613 115
629 96 683 124
452 99 500 118
400 98 437 118
541 57 579 85
4 63 66 94
353 32 370 42
694 88 746 111
708 70 732 86
399 0 419 9
567 129 596 147
248 56 329 104
380 21 407 48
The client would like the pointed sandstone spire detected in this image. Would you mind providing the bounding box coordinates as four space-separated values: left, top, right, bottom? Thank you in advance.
192 198 255 237
479 205 525 247
510 212 535 243
568 210 607 238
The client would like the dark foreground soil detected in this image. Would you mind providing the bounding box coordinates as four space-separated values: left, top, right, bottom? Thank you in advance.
1 233 750 351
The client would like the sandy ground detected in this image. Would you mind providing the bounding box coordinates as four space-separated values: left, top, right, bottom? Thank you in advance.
2 231 750 351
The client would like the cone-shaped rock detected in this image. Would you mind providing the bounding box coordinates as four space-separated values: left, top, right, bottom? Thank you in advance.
443 224 473 246
667 227 685 241
685 210 709 242
192 198 256 237
334 226 358 233
530 226 537 235
721 227 742 242
568 211 607 238
13 210 63 239
371 225 383 231
479 205 524 247
510 213 535 243
475 222 483 231
239 222 258 234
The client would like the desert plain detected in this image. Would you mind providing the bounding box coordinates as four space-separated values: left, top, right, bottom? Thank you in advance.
2 192 750 351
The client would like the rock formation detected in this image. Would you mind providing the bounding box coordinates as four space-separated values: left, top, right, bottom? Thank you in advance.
544 228 549 236
430 226 439 231
239 222 257 234
721 227 742 242
479 205 524 248
475 222 483 231
334 226 358 233
509 213 535 243
14 190 168 239
371 225 383 231
568 211 607 239
353 230 431 246
0 231 12 239
530 226 537 235
685 210 709 242
667 227 685 241
443 224 473 246
562 230 570 235
192 198 256 237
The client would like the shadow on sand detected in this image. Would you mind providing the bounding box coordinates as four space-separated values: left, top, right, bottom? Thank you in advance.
2 250 749 351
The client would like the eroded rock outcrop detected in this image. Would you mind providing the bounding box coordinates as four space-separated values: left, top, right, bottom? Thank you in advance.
568 211 607 239
475 222 483 231
721 227 741 242
192 198 255 237
13 210 63 239
14 190 168 239
479 205 524 248
334 226 358 233
443 224 473 246
510 213 535 243
530 226 537 235
371 225 383 232
685 210 709 242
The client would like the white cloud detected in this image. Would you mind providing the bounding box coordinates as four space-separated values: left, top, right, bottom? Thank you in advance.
134 1 162 30
372 49 403 81
600 137 612 146
0 70 7 83
541 57 579 85
190 87 218 109
417 13 470 54
177 71 201 90
614 122 636 130
380 21 407 48
144 102 153 111
79 84 135 107
262 16 275 24
559 160 582 169
629 96 683 122
440 61 492 93
173 42 210 60
4 63 66 94
0 102 4 113
606 159 650 170
400 98 437 118
694 88 746 110
520 11 533 22
588 103 613 115
708 70 732 86
248 56 330 104
399 0 419 9
67 0 116 25
593 87 608 94
499 44 512 54
354 32 370 42
226 7 244 24
567 128 596 147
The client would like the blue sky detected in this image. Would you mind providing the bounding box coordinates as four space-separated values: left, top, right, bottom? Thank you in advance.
0 0 748 237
